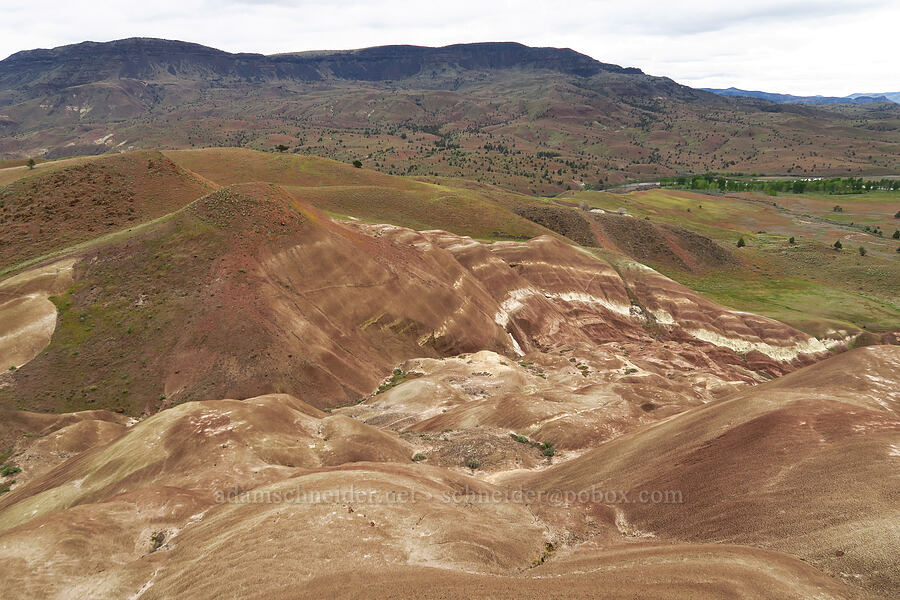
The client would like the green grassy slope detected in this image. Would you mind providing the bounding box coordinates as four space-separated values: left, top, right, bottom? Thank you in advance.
564 188 900 335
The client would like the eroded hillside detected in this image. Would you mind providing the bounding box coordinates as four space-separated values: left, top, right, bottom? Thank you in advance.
0 151 896 599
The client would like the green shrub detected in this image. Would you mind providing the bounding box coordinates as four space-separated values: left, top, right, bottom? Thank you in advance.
465 457 480 470
540 442 555 457
150 531 165 552
412 453 427 462
510 433 530 444
736 237 746 248
1 465 21 477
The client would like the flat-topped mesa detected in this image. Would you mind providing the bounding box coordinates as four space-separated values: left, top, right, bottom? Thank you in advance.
0 38 642 89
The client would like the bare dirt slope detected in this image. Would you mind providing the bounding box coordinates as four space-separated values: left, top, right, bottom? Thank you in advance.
510 345 900 595
0 353 894 598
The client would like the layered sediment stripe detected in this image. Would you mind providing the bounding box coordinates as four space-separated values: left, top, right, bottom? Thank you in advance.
685 328 827 362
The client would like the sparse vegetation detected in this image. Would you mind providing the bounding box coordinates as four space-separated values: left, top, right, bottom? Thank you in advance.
1 465 22 477
509 433 555 457
150 531 166 552
376 368 422 394
531 542 557 567
412 453 427 462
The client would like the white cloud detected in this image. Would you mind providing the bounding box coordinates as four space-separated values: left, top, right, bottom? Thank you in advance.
0 0 897 96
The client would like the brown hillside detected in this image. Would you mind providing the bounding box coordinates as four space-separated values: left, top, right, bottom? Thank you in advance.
0 150 213 272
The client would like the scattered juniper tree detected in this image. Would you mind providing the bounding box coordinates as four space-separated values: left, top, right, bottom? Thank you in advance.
736 237 746 248
834 240 843 250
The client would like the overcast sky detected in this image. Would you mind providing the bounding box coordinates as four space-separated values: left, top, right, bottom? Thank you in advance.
0 0 897 96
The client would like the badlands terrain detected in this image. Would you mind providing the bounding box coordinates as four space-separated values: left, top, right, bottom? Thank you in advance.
0 148 897 599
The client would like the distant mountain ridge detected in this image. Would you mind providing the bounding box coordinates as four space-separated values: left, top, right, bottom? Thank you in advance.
848 91 900 104
1 37 900 188
703 87 895 105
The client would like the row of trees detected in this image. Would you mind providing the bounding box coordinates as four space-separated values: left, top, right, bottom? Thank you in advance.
661 175 900 195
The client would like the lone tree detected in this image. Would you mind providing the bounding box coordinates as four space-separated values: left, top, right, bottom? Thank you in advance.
858 246 867 256
27 158 35 170
736 237 746 248
893 230 899 239
275 144 288 153
352 160 362 168
789 236 795 244
833 240 843 250
833 205 843 212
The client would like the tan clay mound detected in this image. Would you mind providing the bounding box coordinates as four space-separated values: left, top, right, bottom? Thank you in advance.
0 404 127 499
0 258 75 370
302 543 865 600
0 486 212 598
0 393 411 533
511 345 900 596
341 349 731 456
8 419 127 487
0 462 550 599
